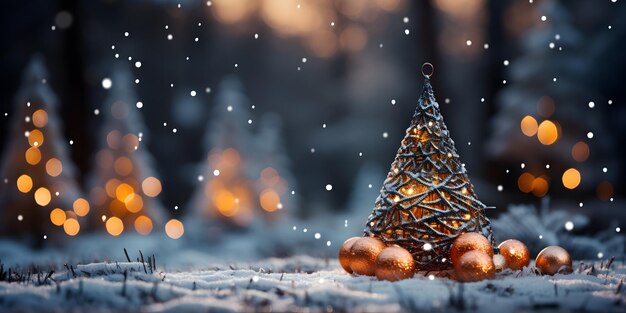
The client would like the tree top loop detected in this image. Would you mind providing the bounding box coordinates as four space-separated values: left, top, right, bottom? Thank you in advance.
421 62 434 78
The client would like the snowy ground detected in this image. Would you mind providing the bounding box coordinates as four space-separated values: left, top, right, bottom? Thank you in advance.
1 251 625 312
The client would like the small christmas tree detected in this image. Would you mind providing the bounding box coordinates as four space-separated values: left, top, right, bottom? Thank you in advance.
0 56 85 244
87 65 166 236
365 65 493 270
253 113 298 219
187 77 256 228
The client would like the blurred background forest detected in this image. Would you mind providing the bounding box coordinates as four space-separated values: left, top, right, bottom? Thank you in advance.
0 0 624 246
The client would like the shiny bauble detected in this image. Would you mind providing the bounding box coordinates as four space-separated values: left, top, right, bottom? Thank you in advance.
454 250 496 282
375 245 415 281
498 239 531 270
350 237 386 276
339 237 360 273
450 232 494 266
535 246 572 275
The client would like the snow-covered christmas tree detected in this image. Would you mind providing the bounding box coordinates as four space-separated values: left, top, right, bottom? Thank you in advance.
253 113 299 220
186 77 257 230
0 56 85 244
486 0 617 198
87 64 166 236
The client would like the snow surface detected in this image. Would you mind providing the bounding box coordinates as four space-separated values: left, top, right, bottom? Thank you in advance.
1 250 625 312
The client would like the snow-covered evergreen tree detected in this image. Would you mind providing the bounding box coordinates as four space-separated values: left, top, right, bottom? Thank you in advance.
87 64 166 236
486 0 616 197
0 56 85 244
253 113 299 220
186 77 257 230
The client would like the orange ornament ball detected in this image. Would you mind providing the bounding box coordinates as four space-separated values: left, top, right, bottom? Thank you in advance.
498 239 530 270
535 246 572 275
454 250 496 282
450 232 493 266
375 245 415 281
349 237 386 276
338 237 360 273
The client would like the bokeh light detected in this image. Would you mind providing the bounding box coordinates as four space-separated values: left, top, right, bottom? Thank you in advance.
63 218 80 236
142 177 162 198
134 215 153 235
16 174 33 193
73 198 90 216
50 208 67 226
165 219 184 239
32 109 49 128
34 187 52 206
537 120 558 145
45 158 63 177
106 216 124 236
520 115 538 137
562 168 581 189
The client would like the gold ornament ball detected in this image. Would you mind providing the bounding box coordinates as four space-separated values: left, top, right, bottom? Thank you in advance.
535 246 573 275
498 239 531 270
454 250 496 282
493 254 506 272
450 232 494 266
375 245 415 281
350 237 386 276
338 237 360 273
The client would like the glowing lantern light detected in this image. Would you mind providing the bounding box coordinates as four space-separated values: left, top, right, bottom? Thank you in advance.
28 129 44 147
531 176 549 197
63 218 80 236
517 172 535 193
45 158 63 177
165 219 184 239
134 215 153 235
25 147 42 165
142 177 162 197
16 174 33 193
571 141 590 162
50 208 66 226
537 120 558 145
520 115 538 137
73 198 90 216
106 216 124 236
562 168 581 189
260 189 280 212
34 187 52 206
32 109 49 128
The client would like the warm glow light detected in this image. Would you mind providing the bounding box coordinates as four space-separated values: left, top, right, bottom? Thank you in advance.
537 120 558 145
124 193 143 213
45 158 63 177
537 96 555 117
213 189 238 216
50 208 66 226
105 179 121 197
571 141 590 162
597 181 613 200
339 25 367 53
34 187 52 206
106 130 121 149
106 216 124 236
518 172 534 193
562 168 581 189
134 215 153 235
142 177 162 197
213 0 256 24
165 219 184 239
260 189 280 212
531 176 549 197
16 174 33 193
115 183 134 201
32 109 49 128
520 115 538 137
114 156 133 176
28 129 44 147
73 198 90 216
25 147 42 165
260 168 280 186
63 218 80 236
